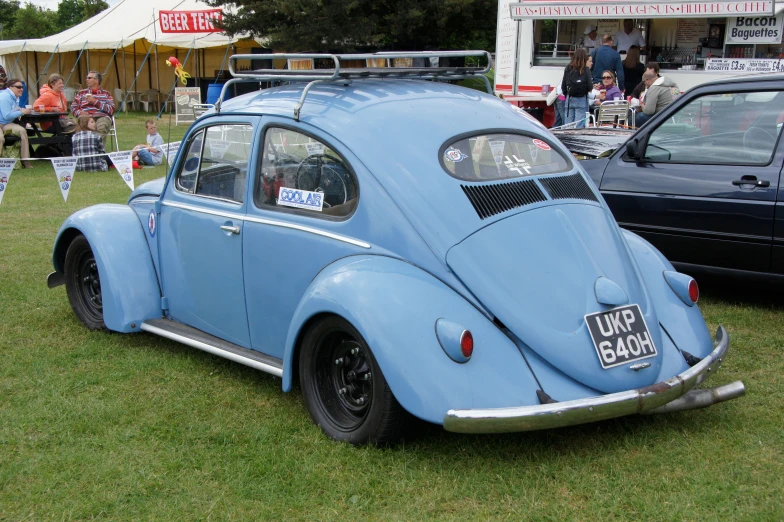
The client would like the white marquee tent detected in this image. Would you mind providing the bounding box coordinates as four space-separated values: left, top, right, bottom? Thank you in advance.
0 0 263 109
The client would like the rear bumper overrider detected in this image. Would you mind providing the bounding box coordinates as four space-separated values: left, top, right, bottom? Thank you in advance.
443 326 743 434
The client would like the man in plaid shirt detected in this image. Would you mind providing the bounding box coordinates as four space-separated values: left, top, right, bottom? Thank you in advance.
71 71 115 148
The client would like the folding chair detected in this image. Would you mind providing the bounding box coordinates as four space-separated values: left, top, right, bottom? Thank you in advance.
106 116 119 152
596 100 631 128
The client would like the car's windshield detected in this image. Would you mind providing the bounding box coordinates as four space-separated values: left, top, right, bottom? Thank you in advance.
440 133 572 181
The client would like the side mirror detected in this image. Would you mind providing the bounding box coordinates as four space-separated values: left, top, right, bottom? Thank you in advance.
626 138 640 160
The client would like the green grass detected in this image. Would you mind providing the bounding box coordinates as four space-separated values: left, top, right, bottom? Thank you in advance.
1 113 783 519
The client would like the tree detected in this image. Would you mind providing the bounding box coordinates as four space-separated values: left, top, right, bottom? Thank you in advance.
206 0 497 52
0 0 20 40
57 0 109 32
7 4 58 40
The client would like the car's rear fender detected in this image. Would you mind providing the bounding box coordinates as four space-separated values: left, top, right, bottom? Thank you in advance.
621 229 714 369
281 255 540 424
52 204 162 332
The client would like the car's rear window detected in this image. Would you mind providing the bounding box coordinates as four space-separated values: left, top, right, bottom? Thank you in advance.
440 133 571 181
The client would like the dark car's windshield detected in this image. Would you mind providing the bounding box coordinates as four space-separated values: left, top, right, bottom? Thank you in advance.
440 133 571 181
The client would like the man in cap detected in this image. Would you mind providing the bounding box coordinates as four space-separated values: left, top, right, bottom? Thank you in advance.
582 25 600 53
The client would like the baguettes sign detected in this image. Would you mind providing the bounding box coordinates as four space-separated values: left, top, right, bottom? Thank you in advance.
159 9 223 33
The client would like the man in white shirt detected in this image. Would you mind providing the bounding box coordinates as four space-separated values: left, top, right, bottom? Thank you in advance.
582 25 600 52
615 19 646 53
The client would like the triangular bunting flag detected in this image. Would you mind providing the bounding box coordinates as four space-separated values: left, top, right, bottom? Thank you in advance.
161 141 181 160
51 157 78 202
0 159 16 205
109 151 135 190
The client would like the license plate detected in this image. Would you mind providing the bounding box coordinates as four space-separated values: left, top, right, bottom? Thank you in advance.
585 304 657 369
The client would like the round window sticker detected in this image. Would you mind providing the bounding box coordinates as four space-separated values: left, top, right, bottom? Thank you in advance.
184 157 200 172
532 139 551 151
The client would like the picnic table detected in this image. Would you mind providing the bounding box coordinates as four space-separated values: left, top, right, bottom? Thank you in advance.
21 111 73 157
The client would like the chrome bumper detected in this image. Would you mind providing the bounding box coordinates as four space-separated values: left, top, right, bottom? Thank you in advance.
443 326 744 434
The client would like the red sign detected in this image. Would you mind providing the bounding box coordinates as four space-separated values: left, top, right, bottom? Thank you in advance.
159 9 223 33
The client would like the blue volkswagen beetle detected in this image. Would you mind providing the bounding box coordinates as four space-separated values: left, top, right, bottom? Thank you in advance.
48 52 745 444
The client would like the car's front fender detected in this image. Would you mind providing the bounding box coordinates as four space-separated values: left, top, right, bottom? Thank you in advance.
281 255 539 424
52 204 161 332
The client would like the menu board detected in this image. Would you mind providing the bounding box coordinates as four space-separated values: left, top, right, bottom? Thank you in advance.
175 87 201 125
495 0 518 93
678 19 708 44
598 19 619 36
705 58 784 72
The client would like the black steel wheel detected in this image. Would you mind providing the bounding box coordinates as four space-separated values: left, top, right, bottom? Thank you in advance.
64 235 106 330
299 316 408 445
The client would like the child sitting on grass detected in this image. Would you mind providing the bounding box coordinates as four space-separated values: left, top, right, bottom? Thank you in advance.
132 119 164 166
72 115 108 172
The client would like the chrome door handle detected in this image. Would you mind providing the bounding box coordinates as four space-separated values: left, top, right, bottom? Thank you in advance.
220 225 241 235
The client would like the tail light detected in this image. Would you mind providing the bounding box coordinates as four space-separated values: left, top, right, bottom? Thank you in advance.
436 319 473 363
663 270 698 307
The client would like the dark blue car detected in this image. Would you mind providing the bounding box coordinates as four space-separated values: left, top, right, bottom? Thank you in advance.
568 74 784 280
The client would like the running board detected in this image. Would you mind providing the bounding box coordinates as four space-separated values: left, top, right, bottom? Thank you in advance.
141 318 283 377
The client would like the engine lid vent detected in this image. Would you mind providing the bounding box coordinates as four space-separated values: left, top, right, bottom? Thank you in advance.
539 173 599 202
461 179 547 220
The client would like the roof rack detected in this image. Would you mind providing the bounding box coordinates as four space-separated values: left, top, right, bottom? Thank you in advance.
213 50 494 120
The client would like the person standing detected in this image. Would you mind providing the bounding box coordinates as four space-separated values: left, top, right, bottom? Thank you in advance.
582 25 600 53
591 34 624 92
132 120 164 166
622 46 646 98
615 19 646 53
561 48 593 128
71 70 115 148
72 115 108 172
33 73 77 133
0 78 32 168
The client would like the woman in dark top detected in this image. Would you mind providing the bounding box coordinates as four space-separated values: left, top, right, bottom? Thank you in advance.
623 45 645 98
560 48 593 128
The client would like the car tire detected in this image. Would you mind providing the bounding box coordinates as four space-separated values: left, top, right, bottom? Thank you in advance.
299 316 408 445
64 235 106 331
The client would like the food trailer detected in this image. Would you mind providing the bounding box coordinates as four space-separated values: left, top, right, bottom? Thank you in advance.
496 0 784 125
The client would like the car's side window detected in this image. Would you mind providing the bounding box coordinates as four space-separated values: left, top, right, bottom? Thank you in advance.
255 127 358 217
645 91 784 165
175 124 253 203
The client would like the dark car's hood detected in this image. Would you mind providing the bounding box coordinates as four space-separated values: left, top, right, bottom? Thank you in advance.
446 203 664 393
552 128 633 159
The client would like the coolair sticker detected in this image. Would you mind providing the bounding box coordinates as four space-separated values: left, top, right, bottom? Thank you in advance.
503 155 532 176
277 188 324 212
444 147 468 163
148 209 156 237
533 139 551 151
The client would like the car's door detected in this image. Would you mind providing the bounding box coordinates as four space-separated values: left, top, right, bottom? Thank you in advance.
601 88 784 273
158 121 256 347
242 123 363 359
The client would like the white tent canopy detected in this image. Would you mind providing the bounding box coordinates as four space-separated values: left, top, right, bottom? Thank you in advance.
0 0 248 54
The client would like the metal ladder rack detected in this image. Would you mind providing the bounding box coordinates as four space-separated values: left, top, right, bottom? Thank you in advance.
213 50 494 120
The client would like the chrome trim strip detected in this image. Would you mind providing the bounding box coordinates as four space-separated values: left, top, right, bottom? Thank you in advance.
443 326 738 434
141 322 284 377
162 200 370 248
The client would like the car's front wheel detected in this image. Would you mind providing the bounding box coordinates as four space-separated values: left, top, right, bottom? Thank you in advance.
64 235 106 331
299 316 408 445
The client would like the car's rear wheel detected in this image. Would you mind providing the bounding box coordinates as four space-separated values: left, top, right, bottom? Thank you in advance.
299 316 408 445
64 235 106 331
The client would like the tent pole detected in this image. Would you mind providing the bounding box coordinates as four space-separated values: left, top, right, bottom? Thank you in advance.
33 52 39 93
65 42 88 88
34 45 59 94
8 42 26 78
154 44 161 113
